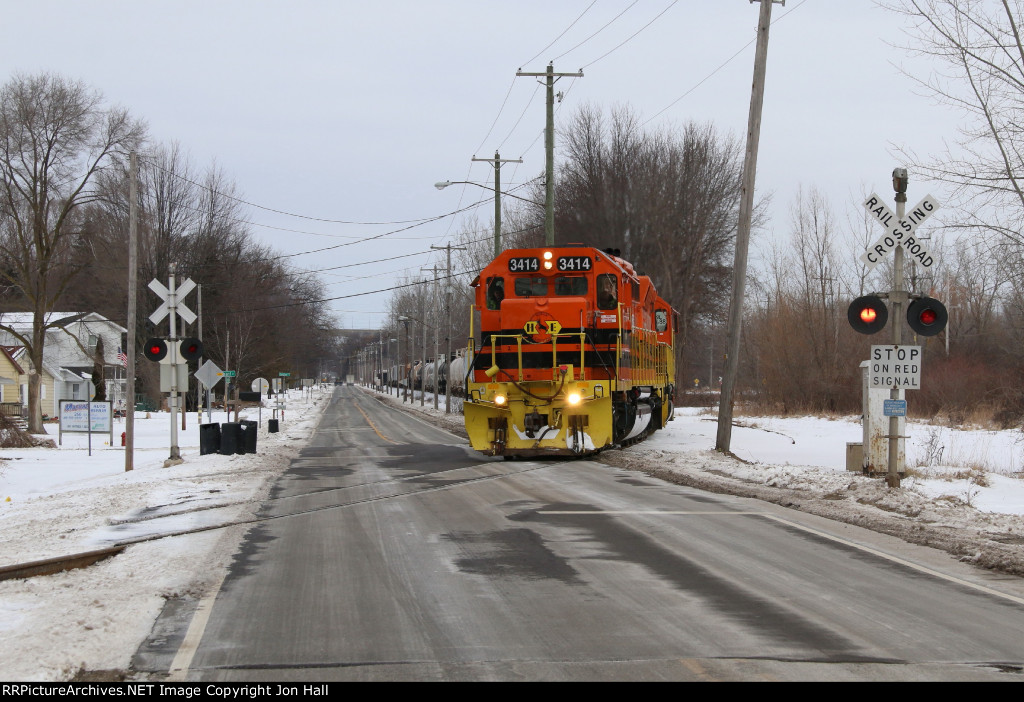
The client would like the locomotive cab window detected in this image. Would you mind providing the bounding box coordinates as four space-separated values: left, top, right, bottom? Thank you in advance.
655 308 668 332
597 274 617 310
486 277 505 310
554 276 587 296
514 277 548 297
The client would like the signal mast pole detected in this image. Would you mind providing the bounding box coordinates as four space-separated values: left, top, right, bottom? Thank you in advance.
888 169 908 488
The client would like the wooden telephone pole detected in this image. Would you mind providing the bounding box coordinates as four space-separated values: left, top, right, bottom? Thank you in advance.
716 0 784 453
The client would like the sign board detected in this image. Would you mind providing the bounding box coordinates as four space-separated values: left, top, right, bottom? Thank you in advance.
222 370 237 377
252 377 270 393
195 360 223 389
59 400 112 433
883 399 907 417
860 194 939 271
869 345 922 390
279 372 291 377
148 277 197 325
58 400 114 448
160 363 189 392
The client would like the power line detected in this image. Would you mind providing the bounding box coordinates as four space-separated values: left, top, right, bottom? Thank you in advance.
643 0 808 126
552 0 640 62
580 0 679 70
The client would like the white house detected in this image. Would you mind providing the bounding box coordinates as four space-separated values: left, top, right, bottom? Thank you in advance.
0 312 129 412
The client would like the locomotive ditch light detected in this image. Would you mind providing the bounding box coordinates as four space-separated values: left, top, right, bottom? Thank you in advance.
494 394 507 406
567 392 581 406
907 297 948 337
847 295 888 334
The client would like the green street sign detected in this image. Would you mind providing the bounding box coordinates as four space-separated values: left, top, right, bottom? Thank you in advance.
223 370 237 377
279 372 291 377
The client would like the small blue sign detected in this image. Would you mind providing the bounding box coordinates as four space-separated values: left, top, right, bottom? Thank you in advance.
883 399 907 417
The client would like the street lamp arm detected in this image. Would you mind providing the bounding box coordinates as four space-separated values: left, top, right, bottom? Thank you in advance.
434 180 543 207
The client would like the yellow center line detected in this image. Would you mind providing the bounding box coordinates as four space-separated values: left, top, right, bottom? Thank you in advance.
354 402 398 444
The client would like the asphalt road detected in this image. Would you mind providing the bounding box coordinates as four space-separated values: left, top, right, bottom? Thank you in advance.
141 385 1024 681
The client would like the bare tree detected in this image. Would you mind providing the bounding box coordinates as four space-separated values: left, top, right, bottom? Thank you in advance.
882 0 1024 245
0 72 144 431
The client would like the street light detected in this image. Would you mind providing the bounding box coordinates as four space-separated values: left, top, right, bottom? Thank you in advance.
435 179 543 257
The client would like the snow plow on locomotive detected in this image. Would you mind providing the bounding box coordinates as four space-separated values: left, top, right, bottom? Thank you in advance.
463 245 676 458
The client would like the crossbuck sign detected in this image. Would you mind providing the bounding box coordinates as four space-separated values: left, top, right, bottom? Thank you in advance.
860 193 940 272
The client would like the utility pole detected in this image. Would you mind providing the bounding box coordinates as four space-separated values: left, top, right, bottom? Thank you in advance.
422 265 441 410
716 0 783 454
125 151 138 472
516 63 583 245
472 152 522 257
431 243 467 413
421 290 427 408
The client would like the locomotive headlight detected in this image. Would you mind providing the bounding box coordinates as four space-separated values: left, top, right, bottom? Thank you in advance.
567 392 581 406
543 251 553 260
494 394 507 406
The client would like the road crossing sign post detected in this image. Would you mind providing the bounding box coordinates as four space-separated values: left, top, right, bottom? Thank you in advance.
858 169 941 487
195 359 224 422
148 263 198 462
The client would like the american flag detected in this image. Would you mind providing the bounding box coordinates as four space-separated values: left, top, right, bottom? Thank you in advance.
117 346 128 367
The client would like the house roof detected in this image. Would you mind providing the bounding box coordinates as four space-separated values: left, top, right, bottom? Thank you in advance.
0 312 127 333
0 345 24 374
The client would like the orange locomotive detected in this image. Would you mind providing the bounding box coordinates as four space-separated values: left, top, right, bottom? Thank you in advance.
464 245 676 457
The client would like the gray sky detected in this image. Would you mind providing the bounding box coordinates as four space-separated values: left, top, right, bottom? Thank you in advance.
1 1 957 329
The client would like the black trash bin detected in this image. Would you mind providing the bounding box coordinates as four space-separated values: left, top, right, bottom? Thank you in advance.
220 422 242 455
240 420 257 454
199 423 221 455
268 418 279 433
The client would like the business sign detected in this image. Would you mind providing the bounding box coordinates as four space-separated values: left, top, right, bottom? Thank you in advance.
58 400 114 446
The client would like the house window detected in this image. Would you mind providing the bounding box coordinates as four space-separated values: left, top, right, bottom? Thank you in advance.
89 334 98 350
72 383 80 397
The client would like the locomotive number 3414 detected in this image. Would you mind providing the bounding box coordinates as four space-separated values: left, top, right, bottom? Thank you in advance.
508 257 540 272
557 256 591 271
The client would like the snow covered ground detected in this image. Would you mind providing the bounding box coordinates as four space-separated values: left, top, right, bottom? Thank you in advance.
2 384 1024 681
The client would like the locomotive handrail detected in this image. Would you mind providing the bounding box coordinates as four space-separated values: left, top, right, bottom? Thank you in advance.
616 302 622 389
487 333 525 381
549 331 587 381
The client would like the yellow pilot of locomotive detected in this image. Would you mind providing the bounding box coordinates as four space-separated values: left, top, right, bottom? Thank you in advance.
464 245 676 458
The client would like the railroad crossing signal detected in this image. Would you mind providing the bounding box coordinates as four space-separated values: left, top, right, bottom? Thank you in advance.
860 193 940 271
848 296 888 335
847 295 948 336
142 337 204 364
148 277 197 325
907 297 948 337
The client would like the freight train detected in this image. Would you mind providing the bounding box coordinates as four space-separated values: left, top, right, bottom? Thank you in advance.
463 245 676 458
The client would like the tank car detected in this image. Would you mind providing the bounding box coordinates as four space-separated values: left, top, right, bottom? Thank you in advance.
446 350 468 397
463 245 676 458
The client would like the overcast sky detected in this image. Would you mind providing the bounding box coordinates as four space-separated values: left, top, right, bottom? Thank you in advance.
1 1 957 329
